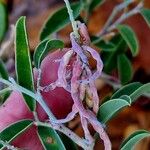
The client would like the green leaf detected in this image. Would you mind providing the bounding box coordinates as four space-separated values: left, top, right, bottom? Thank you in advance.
59 133 78 150
38 126 66 150
117 54 133 84
0 120 33 149
117 25 139 57
34 39 64 68
89 0 105 12
111 82 150 103
98 82 150 124
15 16 35 111
111 82 142 99
102 35 127 73
130 83 150 102
0 59 8 80
97 98 130 124
40 2 82 40
140 8 150 27
120 130 150 150
0 2 8 42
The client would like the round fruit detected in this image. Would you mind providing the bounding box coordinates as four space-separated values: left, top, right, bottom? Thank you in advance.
0 49 74 149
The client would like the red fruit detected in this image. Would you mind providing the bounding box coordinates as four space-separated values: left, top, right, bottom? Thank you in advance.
0 49 74 149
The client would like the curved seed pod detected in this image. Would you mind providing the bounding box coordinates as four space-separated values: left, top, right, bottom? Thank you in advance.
85 66 99 113
70 33 88 65
82 45 103 83
77 22 91 46
56 49 73 91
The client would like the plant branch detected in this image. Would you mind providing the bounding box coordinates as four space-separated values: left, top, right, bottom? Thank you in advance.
8 77 56 121
0 77 93 150
107 2 143 32
0 140 19 150
97 0 143 39
97 0 134 37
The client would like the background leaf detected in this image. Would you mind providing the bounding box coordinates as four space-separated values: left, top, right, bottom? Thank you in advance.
40 2 82 40
15 16 35 111
0 120 33 149
0 2 8 42
97 98 130 124
0 59 10 102
117 25 139 56
38 126 66 150
34 39 64 68
120 130 150 150
117 54 133 84
94 40 116 52
0 59 8 80
89 0 105 12
140 8 150 27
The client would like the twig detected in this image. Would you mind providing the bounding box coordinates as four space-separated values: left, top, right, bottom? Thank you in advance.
97 0 134 37
0 140 19 150
97 0 143 39
107 2 143 32
63 0 79 39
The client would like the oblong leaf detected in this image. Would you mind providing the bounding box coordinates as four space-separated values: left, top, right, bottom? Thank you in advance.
0 2 8 42
94 40 116 52
111 82 142 99
0 120 33 149
130 83 150 102
117 54 133 84
111 82 150 103
120 130 150 150
38 126 66 150
0 59 8 80
97 98 130 124
34 39 64 68
15 16 35 111
40 2 82 40
140 8 150 27
117 25 139 57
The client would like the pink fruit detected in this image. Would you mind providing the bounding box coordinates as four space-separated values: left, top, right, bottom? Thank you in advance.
0 49 74 149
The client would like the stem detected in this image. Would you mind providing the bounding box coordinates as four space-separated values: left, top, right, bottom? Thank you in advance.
63 0 79 39
0 140 18 150
97 0 144 39
8 77 56 121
